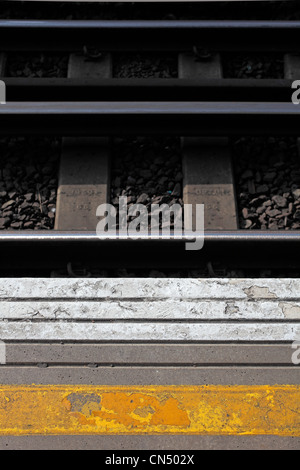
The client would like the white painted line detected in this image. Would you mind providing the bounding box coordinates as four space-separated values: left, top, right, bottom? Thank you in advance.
0 322 298 341
0 278 299 300
0 279 299 342
1 300 300 320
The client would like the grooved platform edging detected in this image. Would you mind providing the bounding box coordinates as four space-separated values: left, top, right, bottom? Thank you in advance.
0 279 299 342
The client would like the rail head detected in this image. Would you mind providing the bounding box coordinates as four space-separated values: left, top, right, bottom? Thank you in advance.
0 19 299 51
0 230 298 243
0 101 298 136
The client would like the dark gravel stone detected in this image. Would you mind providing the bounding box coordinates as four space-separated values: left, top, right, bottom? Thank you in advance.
23 221 34 228
242 208 248 219
171 182 181 197
249 197 265 207
247 180 256 195
113 53 177 78
272 195 287 208
110 137 182 230
293 189 300 200
24 193 34 202
0 217 9 228
10 222 21 229
127 176 136 185
175 172 183 182
256 184 269 195
0 137 60 230
266 208 281 218
234 137 300 230
241 219 252 229
263 200 273 208
1 200 15 210
6 53 68 78
264 172 277 183
241 169 253 179
140 169 152 179
269 221 279 230
136 193 149 204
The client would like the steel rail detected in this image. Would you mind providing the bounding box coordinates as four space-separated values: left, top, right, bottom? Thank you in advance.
3 78 295 102
0 230 298 243
0 231 299 272
0 20 300 52
0 101 299 136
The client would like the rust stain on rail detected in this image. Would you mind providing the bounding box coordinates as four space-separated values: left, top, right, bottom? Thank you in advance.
0 385 299 436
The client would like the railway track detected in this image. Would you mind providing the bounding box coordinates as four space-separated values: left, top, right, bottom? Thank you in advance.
1 19 300 52
0 11 300 449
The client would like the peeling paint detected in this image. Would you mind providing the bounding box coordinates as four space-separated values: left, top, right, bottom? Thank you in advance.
64 393 101 417
0 385 299 436
279 302 300 319
243 286 277 299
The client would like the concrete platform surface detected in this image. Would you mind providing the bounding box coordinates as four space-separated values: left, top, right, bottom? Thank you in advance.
0 277 298 448
0 278 299 341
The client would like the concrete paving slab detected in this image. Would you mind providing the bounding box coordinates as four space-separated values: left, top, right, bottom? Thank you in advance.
3 343 293 365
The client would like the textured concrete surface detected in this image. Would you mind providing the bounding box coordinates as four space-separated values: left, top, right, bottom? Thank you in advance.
0 277 298 448
0 278 299 341
0 367 298 385
3 343 294 364
1 435 299 451
1 300 300 319
1 278 300 299
0 321 298 341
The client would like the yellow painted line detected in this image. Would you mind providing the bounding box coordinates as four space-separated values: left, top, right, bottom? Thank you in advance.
0 385 299 436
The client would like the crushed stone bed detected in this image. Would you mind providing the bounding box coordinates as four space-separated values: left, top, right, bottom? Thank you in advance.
233 137 300 231
0 137 60 230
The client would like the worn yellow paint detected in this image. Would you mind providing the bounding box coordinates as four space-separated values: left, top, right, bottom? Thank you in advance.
0 384 299 436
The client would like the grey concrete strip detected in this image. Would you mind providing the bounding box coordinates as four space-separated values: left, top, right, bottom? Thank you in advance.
1 278 300 300
55 54 111 230
4 343 295 365
0 366 298 385
182 141 238 230
179 53 223 80
54 137 110 230
66 54 112 79
2 299 300 319
0 321 299 341
179 53 238 230
1 435 299 451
